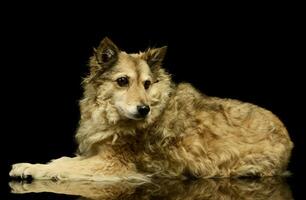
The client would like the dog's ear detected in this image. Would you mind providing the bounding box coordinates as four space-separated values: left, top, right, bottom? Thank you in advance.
142 46 167 68
94 37 120 68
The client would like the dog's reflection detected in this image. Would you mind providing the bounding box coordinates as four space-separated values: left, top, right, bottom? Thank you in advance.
10 177 293 200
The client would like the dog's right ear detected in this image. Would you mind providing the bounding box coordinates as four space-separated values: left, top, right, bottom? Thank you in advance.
95 37 120 66
91 37 120 70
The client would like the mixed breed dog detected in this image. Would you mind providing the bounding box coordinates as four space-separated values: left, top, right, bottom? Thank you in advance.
10 37 293 181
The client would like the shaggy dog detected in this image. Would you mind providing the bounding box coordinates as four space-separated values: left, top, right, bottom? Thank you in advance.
10 37 293 181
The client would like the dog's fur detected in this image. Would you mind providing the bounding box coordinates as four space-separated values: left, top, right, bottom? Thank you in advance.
10 37 293 181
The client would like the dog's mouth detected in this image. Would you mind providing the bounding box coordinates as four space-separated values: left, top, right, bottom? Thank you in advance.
117 107 148 121
125 113 148 121
131 114 147 121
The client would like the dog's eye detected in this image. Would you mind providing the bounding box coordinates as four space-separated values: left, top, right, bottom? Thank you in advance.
144 80 151 90
116 77 129 87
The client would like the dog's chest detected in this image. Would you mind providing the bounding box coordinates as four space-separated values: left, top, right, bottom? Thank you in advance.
128 130 177 173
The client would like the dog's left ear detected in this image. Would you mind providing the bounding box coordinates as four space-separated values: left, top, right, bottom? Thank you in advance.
142 46 167 68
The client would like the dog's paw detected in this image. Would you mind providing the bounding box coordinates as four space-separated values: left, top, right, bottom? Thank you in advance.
10 163 67 180
9 163 34 178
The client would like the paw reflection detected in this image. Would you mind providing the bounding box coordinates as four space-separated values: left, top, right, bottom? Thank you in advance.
10 177 293 200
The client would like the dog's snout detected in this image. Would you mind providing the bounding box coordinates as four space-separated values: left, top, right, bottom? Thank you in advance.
137 105 150 117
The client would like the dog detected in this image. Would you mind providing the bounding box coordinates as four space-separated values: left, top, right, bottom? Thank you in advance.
9 37 293 181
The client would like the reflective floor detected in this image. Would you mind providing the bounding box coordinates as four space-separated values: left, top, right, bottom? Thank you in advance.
7 177 295 200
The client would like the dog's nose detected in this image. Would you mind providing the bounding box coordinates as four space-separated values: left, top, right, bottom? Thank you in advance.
137 105 150 117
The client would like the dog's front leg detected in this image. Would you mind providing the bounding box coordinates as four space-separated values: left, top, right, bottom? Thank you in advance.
10 155 145 181
10 156 94 181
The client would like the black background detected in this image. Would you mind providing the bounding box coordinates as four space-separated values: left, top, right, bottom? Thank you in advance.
0 3 304 199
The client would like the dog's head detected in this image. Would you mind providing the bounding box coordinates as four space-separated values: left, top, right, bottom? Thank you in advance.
83 37 172 125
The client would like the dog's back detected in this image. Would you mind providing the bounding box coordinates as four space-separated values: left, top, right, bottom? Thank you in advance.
134 83 293 178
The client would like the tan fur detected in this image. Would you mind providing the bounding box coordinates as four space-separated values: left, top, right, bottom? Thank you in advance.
10 37 293 181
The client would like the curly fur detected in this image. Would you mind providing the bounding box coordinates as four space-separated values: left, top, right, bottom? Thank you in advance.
10 37 293 181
